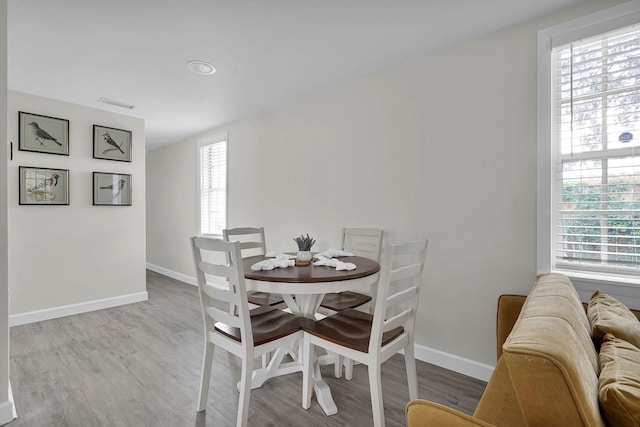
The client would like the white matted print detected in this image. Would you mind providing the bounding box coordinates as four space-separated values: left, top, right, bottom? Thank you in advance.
93 125 132 162
19 166 70 205
19 112 69 156
93 172 132 206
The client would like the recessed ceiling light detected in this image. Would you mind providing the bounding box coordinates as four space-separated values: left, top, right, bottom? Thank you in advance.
186 60 216 75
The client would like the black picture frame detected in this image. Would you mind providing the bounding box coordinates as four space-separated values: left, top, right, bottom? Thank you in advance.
19 111 69 156
93 125 132 162
93 172 132 206
19 166 70 205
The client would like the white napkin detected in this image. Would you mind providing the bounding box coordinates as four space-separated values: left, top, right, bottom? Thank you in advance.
265 251 296 259
314 248 354 258
313 255 356 271
251 255 295 271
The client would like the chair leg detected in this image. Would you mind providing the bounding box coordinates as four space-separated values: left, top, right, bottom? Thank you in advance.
237 354 254 427
197 340 215 412
404 343 418 400
368 364 385 427
302 334 314 409
344 358 354 380
334 353 343 378
261 352 270 368
287 340 299 362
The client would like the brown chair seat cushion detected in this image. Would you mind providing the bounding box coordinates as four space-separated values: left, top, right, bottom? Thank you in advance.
303 308 403 353
215 305 312 346
320 291 371 311
246 290 285 306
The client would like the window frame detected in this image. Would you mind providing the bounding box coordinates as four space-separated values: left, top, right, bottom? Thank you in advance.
198 132 228 237
537 1 640 288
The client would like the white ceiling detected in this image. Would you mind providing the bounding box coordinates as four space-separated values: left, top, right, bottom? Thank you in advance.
9 0 592 150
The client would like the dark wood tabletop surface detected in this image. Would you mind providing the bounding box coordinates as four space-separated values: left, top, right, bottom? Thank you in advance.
243 255 380 283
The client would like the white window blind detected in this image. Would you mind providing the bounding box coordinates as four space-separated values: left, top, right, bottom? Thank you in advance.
199 134 227 235
552 24 640 279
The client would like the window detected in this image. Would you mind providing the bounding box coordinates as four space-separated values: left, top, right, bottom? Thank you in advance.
199 133 227 235
538 3 640 283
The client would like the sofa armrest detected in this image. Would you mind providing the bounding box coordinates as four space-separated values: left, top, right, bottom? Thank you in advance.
406 400 495 427
496 294 526 359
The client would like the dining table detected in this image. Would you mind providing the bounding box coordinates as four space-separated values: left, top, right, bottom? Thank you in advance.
242 254 380 416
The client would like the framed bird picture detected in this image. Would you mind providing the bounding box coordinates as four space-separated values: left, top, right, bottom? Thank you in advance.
93 125 132 162
19 166 70 205
19 112 70 156
93 172 132 206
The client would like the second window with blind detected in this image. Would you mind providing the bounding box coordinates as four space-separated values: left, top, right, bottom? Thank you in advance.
199 133 227 236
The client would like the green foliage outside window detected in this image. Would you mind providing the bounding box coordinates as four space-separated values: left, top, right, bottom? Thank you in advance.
562 180 640 266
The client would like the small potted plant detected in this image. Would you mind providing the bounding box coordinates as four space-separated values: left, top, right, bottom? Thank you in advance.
294 233 315 262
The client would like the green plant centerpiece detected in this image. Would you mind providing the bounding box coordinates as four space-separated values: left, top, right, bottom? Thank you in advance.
294 234 315 251
294 234 315 262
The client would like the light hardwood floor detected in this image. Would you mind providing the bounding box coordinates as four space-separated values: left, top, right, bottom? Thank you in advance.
8 270 486 427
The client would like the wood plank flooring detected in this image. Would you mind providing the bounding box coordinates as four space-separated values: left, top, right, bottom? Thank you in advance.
8 270 486 427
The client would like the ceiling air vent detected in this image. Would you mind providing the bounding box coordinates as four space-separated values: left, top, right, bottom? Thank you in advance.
97 97 135 110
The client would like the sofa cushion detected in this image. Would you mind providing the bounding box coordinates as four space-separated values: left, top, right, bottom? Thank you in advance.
407 400 494 427
588 289 640 349
599 333 640 427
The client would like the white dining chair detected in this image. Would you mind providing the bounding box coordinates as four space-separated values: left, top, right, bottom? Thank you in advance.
302 238 428 427
191 236 310 427
319 227 383 378
320 227 383 312
222 227 285 307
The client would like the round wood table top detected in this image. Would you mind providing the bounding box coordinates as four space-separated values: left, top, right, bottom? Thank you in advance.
243 255 380 283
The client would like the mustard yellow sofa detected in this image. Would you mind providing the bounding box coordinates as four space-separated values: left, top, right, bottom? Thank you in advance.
406 273 640 427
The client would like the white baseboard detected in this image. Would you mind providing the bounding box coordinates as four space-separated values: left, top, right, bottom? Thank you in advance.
146 264 494 382
0 401 14 425
146 263 196 286
0 384 15 424
414 343 493 382
9 291 148 327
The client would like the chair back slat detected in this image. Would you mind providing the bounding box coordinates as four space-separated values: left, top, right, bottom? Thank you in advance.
191 236 230 252
207 306 243 329
390 239 428 255
190 236 253 349
198 261 236 281
386 286 417 309
388 263 422 282
203 283 233 304
383 308 412 333
342 241 378 256
341 227 383 262
223 227 266 258
369 239 428 353
238 241 265 251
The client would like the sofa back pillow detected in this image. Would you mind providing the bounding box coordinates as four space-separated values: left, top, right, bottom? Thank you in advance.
599 333 640 427
588 289 640 349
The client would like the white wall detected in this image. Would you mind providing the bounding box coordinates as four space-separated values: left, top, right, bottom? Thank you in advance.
8 91 147 322
0 0 12 423
147 140 199 282
147 0 623 376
